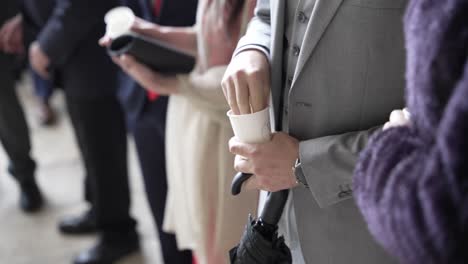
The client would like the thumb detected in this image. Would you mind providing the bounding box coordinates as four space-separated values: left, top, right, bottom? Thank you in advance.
99 35 112 47
131 17 160 39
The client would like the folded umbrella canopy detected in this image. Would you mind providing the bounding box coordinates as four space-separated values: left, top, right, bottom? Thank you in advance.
229 173 292 264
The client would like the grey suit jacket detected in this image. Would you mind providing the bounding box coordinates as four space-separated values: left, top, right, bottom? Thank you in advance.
235 0 407 263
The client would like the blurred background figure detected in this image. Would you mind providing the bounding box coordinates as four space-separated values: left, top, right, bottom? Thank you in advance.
110 0 258 263
16 0 139 263
2 12 57 127
4 11 56 126
354 0 468 263
31 71 57 126
112 0 197 263
0 0 44 213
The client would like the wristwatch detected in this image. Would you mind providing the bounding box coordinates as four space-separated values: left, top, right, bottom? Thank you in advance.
293 159 308 188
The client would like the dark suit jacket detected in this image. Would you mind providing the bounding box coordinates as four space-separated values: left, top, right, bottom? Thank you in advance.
1 0 20 73
21 0 121 99
1 0 18 25
117 0 197 130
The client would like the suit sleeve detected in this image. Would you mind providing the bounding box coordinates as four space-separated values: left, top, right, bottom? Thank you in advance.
353 64 468 263
297 126 380 208
37 0 118 66
233 0 271 58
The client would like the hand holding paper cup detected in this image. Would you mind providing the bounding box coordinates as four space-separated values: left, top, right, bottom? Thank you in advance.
227 107 271 144
228 107 271 195
103 7 195 73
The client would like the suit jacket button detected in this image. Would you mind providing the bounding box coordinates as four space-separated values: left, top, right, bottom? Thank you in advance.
298 12 308 23
292 46 300 57
338 184 353 198
296 102 311 107
338 191 352 198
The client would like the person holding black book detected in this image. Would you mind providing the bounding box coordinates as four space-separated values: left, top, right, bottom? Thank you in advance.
108 0 259 262
105 0 198 263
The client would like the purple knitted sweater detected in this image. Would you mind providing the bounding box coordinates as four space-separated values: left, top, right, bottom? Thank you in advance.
354 0 468 263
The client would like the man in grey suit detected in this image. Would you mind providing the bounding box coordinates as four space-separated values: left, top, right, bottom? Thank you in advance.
222 0 407 263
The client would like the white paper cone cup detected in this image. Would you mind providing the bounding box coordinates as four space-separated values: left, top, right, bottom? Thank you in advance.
227 107 271 144
104 7 135 38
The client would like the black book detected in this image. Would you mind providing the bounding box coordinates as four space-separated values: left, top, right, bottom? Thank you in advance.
108 34 195 74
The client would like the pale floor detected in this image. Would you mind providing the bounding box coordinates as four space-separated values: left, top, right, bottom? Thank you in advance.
0 75 164 264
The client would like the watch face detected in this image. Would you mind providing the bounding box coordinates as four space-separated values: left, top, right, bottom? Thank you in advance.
294 158 301 169
294 162 308 188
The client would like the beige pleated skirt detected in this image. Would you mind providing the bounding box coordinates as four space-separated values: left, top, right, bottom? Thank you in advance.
163 94 258 262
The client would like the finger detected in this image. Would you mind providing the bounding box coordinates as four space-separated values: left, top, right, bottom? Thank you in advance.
233 157 262 190
99 36 112 47
221 76 229 100
11 43 24 54
0 25 6 38
3 26 15 52
37 65 50 79
263 70 271 104
402 108 411 120
121 55 161 91
389 109 406 125
34 67 49 79
30 57 49 79
234 72 251 114
227 79 240 115
243 175 261 191
111 55 122 66
383 122 392 130
247 71 267 113
132 17 146 29
2 24 12 40
2 34 13 52
120 54 139 71
234 155 254 173
0 31 7 50
5 39 20 53
10 33 23 54
131 18 159 38
229 137 257 158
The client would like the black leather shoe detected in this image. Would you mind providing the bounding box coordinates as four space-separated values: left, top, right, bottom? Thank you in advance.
19 181 44 213
59 211 97 235
73 238 140 264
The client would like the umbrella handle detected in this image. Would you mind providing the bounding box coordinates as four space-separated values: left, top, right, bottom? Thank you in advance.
231 172 253 195
260 190 289 225
231 172 289 226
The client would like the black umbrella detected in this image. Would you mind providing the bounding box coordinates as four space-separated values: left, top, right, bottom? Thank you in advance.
229 172 292 264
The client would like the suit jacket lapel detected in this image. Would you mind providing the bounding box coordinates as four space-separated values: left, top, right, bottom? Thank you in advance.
293 0 343 81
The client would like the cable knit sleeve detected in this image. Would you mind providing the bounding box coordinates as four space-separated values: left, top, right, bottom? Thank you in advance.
354 63 468 263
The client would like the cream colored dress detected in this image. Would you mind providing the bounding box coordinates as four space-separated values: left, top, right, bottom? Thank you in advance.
163 1 257 263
